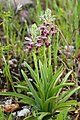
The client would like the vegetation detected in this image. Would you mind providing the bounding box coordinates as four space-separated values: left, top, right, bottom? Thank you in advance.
0 0 80 119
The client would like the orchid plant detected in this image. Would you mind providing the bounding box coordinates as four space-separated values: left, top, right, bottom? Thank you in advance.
0 7 80 120
24 9 58 80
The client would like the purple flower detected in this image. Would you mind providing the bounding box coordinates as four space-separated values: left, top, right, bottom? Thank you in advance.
41 30 45 36
44 22 50 26
25 17 58 53
40 25 46 30
25 36 35 52
37 38 42 43
45 30 50 37
25 37 32 41
28 41 34 46
43 30 50 37
35 43 43 48
51 30 58 36
51 25 55 31
45 40 50 47
27 45 33 52
40 36 47 41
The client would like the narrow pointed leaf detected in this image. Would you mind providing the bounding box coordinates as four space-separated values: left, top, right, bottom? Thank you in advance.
47 66 63 98
56 100 78 110
57 70 73 96
50 83 74 97
25 62 38 83
56 110 68 120
61 86 80 103
21 70 42 109
0 92 35 106
61 70 73 84
38 112 51 120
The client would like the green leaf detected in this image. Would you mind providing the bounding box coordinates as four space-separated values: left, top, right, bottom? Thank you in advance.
8 113 12 120
47 65 53 82
25 62 38 83
56 100 78 110
39 60 47 91
38 112 51 120
44 96 57 105
61 70 73 84
53 69 63 87
61 86 80 103
14 85 28 90
43 96 57 111
24 116 38 120
21 70 43 110
56 109 68 120
0 92 35 106
57 70 73 96
50 83 74 97
34 82 45 104
47 66 63 98
58 90 71 100
0 109 4 120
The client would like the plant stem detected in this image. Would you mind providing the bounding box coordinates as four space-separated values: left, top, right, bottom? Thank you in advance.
33 51 39 84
